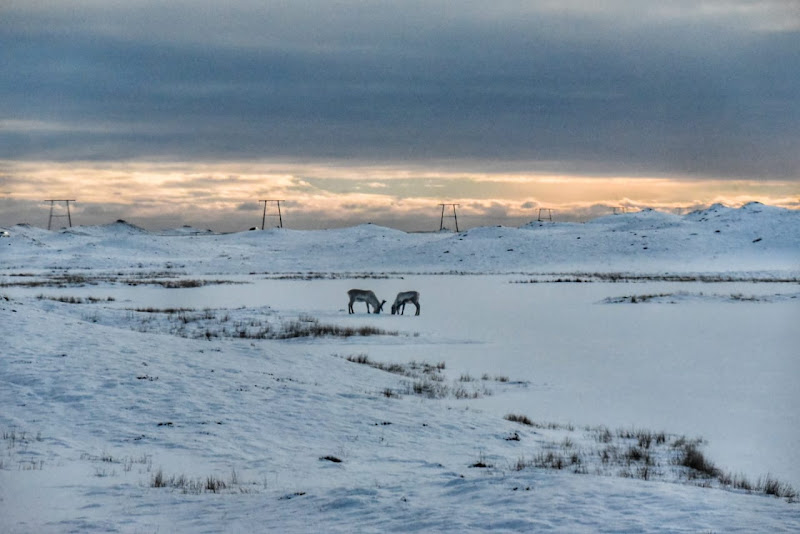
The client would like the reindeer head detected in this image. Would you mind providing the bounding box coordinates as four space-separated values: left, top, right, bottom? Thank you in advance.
375 300 387 314
390 302 398 315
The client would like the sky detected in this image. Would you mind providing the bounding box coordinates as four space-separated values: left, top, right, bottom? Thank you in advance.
1 1 799 231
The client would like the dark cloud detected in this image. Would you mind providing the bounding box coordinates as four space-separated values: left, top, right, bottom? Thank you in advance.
236 202 260 212
2 1 799 179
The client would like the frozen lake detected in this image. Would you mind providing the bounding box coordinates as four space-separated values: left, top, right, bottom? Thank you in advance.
15 275 799 486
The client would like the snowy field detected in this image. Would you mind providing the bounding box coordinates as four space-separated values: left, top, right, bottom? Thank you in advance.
1 203 799 532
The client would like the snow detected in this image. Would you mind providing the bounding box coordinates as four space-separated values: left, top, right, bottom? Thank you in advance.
1 204 799 532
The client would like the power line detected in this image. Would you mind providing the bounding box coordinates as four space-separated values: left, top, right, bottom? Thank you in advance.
259 200 285 229
44 200 76 230
438 203 460 232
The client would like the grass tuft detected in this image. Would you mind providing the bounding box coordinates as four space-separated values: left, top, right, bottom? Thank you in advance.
675 441 719 478
504 414 533 426
757 475 798 500
345 355 482 399
150 468 242 494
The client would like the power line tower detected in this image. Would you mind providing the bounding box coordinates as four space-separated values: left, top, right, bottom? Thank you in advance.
537 208 553 222
438 203 460 232
45 200 76 230
259 200 285 229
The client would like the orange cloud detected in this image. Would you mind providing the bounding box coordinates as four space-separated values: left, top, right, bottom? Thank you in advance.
2 159 797 231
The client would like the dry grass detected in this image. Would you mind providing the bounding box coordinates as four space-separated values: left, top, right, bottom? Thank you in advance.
504 414 533 426
277 319 397 339
1 272 243 288
151 468 245 494
37 294 115 303
512 273 800 284
117 309 399 340
502 422 796 499
345 354 489 399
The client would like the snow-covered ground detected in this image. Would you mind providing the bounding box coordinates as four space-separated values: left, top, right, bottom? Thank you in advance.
1 203 799 532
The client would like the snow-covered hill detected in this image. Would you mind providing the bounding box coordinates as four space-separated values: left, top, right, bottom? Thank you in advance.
3 202 798 275
1 203 798 532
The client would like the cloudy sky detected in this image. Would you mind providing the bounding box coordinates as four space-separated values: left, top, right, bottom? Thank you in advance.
2 1 798 231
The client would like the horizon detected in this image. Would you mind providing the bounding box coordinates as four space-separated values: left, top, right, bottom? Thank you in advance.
3 195 790 234
2 161 798 232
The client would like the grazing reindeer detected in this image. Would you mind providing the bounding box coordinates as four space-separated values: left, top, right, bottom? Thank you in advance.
347 289 386 314
391 291 420 316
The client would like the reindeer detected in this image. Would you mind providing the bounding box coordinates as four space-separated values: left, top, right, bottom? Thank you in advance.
391 291 420 316
347 289 386 314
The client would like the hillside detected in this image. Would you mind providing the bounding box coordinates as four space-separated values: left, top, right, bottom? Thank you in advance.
3 203 799 275
1 203 798 532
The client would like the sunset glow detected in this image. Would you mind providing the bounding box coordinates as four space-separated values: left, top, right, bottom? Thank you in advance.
2 159 797 231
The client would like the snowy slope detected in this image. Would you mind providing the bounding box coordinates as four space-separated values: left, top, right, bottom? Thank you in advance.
2 299 798 533
2 203 798 274
1 204 799 532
